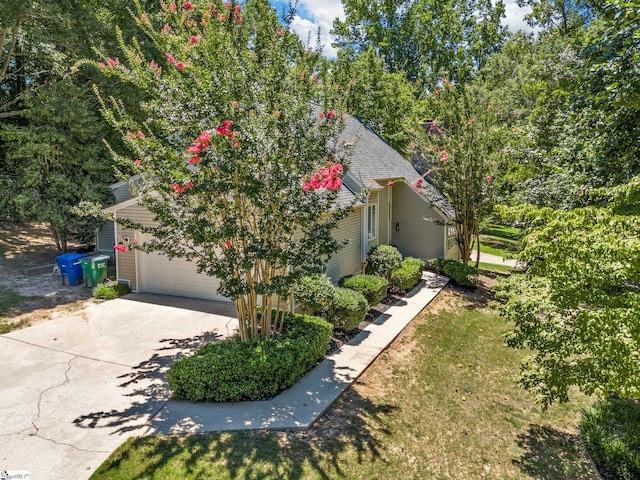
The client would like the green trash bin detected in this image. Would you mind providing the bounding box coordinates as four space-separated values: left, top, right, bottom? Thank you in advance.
80 255 110 287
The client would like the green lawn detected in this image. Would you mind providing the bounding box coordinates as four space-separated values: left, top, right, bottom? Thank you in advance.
91 285 598 480
0 287 29 333
479 224 522 258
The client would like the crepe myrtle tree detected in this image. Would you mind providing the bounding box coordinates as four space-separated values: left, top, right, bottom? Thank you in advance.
413 80 504 265
90 0 351 340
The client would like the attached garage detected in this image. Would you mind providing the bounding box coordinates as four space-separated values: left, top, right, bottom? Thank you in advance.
137 247 227 301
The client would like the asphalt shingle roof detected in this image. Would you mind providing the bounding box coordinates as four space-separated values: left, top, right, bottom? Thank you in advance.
340 114 454 218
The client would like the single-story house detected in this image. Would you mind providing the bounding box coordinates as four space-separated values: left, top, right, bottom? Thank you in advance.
100 113 459 301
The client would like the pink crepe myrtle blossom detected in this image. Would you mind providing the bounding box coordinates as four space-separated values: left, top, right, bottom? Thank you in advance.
302 162 344 191
171 183 185 193
189 35 199 44
114 244 127 252
106 58 120 68
216 120 234 137
236 16 243 23
176 61 186 70
416 178 424 187
169 1 176 11
149 60 162 74
440 150 449 162
162 24 172 33
140 13 151 25
134 158 142 166
387 181 394 186
126 130 146 139
429 120 438 132
188 156 201 164
485 176 493 183
182 1 194 9
224 240 232 249
327 110 336 119
166 53 176 64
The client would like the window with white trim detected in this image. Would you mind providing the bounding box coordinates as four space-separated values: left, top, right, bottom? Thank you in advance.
368 204 377 240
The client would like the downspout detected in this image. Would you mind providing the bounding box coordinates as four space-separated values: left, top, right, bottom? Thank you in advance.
113 211 119 281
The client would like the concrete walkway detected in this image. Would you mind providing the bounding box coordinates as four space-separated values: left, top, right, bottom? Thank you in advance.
0 272 446 480
471 250 521 268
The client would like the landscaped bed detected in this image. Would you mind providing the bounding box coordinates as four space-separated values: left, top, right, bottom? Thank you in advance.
90 277 600 480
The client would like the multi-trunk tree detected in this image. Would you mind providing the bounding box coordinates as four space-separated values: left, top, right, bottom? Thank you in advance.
413 81 505 265
92 0 350 340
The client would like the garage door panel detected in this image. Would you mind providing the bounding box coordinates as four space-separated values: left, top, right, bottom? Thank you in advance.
137 247 227 301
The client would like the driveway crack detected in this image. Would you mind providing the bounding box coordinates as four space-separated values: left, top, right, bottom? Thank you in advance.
27 356 109 454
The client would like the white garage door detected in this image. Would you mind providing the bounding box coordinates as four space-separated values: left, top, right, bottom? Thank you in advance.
137 247 227 301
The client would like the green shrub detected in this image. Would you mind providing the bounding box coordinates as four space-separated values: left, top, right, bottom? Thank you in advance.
443 260 478 287
294 274 335 315
93 284 117 300
390 257 426 292
92 282 130 300
580 398 640 480
365 245 403 278
428 258 447 274
330 287 368 331
114 283 131 296
340 274 388 306
167 312 332 402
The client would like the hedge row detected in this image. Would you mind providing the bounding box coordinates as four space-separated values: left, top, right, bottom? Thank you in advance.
167 312 332 402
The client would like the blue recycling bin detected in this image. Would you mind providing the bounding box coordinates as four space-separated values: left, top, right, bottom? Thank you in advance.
55 253 87 286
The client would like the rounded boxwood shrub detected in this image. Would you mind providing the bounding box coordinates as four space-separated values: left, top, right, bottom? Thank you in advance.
340 274 388 306
167 312 332 402
365 244 402 279
390 257 426 292
294 274 336 315
428 258 447 274
580 398 640 480
330 287 368 331
443 260 478 287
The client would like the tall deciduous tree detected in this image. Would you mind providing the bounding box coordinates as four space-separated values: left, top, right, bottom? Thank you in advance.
329 47 420 155
495 176 640 406
332 0 507 89
0 78 113 250
93 0 350 340
414 81 505 265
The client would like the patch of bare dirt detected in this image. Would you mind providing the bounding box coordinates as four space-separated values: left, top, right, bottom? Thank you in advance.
0 222 96 327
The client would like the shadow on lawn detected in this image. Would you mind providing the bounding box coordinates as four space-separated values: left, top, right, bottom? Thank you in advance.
514 424 600 480
94 388 397 480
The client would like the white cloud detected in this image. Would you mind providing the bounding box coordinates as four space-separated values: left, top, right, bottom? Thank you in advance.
286 0 534 58
502 0 534 33
288 0 345 57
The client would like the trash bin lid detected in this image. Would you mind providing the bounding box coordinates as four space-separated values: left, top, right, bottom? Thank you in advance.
81 254 110 264
56 253 88 262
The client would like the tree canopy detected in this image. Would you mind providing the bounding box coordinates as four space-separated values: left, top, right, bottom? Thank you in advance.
93 0 350 340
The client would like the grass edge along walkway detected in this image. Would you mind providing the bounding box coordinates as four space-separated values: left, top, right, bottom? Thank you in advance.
91 281 599 480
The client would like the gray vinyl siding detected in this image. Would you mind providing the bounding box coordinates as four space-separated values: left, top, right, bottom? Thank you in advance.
114 203 158 291
378 187 389 245
325 207 364 283
391 183 445 260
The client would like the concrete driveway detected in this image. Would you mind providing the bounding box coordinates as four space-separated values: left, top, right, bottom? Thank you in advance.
0 294 237 480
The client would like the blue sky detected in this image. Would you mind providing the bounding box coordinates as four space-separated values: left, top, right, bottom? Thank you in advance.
269 0 534 57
